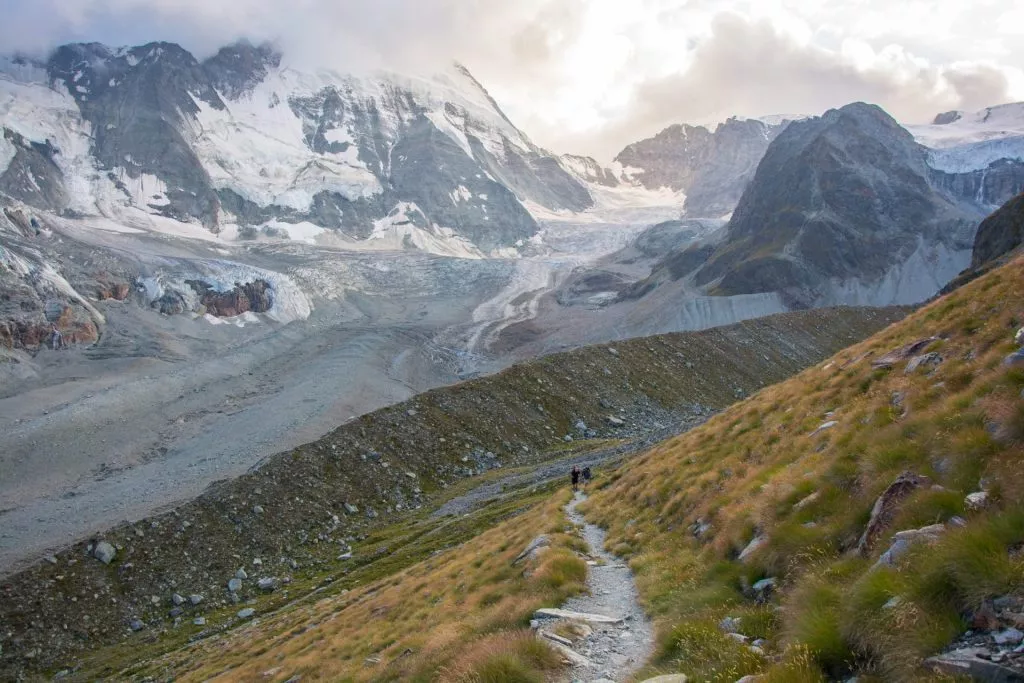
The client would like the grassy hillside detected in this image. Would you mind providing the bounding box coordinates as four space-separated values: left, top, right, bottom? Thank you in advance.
101 486 588 681
582 256 1024 681
0 306 904 678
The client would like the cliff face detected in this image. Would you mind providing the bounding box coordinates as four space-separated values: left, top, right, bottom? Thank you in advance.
971 191 1024 268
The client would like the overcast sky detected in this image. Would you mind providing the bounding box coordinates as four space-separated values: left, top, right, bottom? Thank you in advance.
3 0 1023 160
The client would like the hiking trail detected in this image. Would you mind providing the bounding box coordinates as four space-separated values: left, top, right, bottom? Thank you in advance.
536 491 654 682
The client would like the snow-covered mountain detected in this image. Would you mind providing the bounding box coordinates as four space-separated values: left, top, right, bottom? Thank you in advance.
0 40 613 256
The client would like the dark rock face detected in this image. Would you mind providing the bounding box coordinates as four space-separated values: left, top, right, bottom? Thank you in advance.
47 42 225 228
201 40 281 99
389 117 538 251
186 279 273 317
932 159 1024 210
932 110 963 125
0 129 67 211
615 117 789 217
694 103 977 299
971 192 1024 267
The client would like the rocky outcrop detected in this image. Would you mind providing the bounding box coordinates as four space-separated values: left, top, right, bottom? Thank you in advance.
615 117 790 217
972 191 1024 268
186 279 273 317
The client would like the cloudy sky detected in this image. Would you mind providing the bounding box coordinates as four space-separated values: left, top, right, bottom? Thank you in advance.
3 0 1023 159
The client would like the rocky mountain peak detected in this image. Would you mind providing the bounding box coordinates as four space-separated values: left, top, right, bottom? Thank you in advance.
202 40 282 99
614 116 788 217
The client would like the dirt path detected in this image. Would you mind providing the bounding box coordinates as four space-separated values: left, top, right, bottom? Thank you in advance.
432 421 699 520
554 492 654 682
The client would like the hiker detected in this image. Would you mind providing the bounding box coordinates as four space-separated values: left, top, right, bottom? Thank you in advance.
50 324 63 350
571 465 581 492
582 466 592 489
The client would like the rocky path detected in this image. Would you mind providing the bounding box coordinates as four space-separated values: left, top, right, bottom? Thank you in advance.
535 492 654 682
433 420 698 520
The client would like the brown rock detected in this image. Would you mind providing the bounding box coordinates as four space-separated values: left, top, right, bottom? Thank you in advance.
186 279 273 318
857 471 931 554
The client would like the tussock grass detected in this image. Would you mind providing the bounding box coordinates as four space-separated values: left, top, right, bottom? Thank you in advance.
586 256 1024 681
108 487 585 681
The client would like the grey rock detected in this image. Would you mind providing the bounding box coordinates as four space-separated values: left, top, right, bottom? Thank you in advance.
92 541 116 565
343 503 359 514
927 647 1024 682
874 524 946 568
752 577 777 595
257 577 279 591
237 608 255 619
253 505 264 514
129 619 144 632
719 616 741 634
994 628 1024 646
512 535 550 565
227 578 242 592
169 607 184 618
966 491 990 511
1005 351 1024 367
235 568 248 580
738 535 766 563
193 617 206 626
189 594 204 605
171 593 185 606
810 420 838 436
905 352 942 373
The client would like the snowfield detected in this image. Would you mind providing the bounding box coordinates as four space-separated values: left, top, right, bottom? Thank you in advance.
909 102 1024 173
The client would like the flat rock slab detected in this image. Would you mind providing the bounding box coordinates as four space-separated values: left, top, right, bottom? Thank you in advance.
639 676 689 683
926 648 1024 682
534 607 624 625
547 640 595 667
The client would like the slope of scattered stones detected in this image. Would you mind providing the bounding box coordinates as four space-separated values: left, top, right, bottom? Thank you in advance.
0 306 905 677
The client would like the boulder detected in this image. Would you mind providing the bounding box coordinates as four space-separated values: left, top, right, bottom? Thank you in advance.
966 491 990 511
738 535 767 563
639 676 689 682
871 338 942 369
905 352 942 374
926 648 1024 682
513 535 551 565
810 421 838 436
793 491 821 511
1004 351 1024 367
874 524 946 568
92 541 116 565
857 472 931 554
189 594 204 605
237 608 255 619
257 577 279 591
227 578 242 592
719 616 741 633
